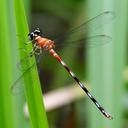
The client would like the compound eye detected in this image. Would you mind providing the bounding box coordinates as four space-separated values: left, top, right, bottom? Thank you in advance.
28 33 34 40
34 28 40 35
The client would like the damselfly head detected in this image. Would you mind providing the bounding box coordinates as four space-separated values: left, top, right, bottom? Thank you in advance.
28 28 41 40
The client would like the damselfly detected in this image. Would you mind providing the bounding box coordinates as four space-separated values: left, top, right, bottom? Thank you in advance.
12 11 113 120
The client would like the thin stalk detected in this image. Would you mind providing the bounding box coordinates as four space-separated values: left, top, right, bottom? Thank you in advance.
14 0 48 127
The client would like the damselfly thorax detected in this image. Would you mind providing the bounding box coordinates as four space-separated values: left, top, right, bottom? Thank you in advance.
34 36 55 50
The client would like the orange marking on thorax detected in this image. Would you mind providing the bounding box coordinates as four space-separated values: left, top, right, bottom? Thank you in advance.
35 36 55 50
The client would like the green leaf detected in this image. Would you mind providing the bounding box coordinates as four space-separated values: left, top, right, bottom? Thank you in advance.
14 0 49 127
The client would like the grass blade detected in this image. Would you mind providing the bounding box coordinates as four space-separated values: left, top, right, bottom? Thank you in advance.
14 0 49 127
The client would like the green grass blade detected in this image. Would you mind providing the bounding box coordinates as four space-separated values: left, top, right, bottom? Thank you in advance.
86 0 127 127
0 0 17 128
14 0 48 127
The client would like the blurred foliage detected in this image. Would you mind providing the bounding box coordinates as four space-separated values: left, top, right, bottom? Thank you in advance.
31 0 84 21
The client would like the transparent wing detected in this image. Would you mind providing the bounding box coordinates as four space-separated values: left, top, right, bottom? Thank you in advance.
55 35 112 50
54 11 114 46
11 54 42 94
11 65 33 94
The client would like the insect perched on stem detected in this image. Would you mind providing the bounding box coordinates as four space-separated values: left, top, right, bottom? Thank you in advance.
12 11 113 120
